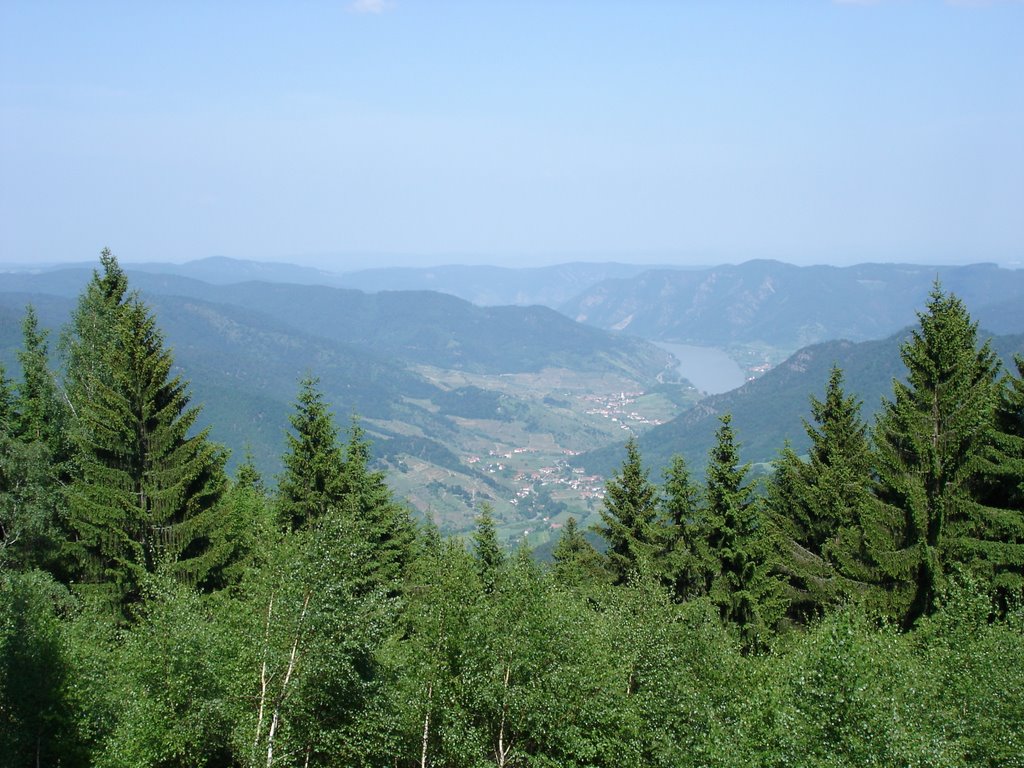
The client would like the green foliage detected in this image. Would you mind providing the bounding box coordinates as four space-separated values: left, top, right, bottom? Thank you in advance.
865 284 1012 626
659 453 708 600
381 535 481 766
551 515 606 588
199 463 277 592
911 574 1024 766
702 415 786 649
337 417 416 596
89 576 235 768
15 305 71 453
229 508 396 767
63 256 227 617
976 354 1024 605
595 437 660 585
60 248 129 411
277 381 415 600
773 606 955 766
0 309 73 575
0 364 11 429
276 376 345 532
471 502 504 594
0 570 83 768
768 366 876 620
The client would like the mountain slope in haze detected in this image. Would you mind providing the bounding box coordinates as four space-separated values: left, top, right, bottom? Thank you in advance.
335 262 684 307
561 260 1024 348
126 256 344 286
0 290 453 477
0 268 674 379
11 257 681 307
582 330 1024 480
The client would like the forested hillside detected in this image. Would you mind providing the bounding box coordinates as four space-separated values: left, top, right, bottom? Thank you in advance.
2 253 1022 767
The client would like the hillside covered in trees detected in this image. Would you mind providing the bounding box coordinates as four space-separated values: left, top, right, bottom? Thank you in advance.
1 253 1023 767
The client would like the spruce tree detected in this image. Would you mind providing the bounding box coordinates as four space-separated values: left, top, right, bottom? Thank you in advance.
65 291 227 615
473 501 505 593
975 354 1024 606
867 284 1007 626
337 417 415 594
199 453 276 591
551 516 605 587
16 306 71 455
276 376 345 532
278 381 414 596
1 310 73 574
659 453 708 600
61 247 129 410
0 364 12 428
703 415 785 648
0 364 19 565
768 366 874 619
798 366 873 552
595 436 659 585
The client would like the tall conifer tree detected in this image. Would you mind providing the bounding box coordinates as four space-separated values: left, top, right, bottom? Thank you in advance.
768 367 874 618
0 364 19 565
551 516 605 587
973 354 1024 607
16 306 71 456
276 376 345 532
659 454 708 600
473 502 505 594
64 258 226 615
1 310 74 573
865 284 1007 626
595 437 659 584
62 247 129 411
338 418 414 594
703 415 785 648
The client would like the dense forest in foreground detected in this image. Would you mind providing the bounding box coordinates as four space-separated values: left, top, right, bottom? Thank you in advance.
2 252 1023 767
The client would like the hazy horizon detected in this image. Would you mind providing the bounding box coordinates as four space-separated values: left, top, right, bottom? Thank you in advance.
3 251 1021 276
3 2 1022 271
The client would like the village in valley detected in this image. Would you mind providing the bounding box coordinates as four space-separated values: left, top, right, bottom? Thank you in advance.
456 388 680 540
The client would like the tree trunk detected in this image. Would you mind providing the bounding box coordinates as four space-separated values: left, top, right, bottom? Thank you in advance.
266 591 311 768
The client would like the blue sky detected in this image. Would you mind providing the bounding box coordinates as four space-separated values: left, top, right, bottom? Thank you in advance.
1 1 1022 270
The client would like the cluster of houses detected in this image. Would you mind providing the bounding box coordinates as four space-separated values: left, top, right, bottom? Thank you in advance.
581 390 664 429
747 361 772 378
508 459 605 506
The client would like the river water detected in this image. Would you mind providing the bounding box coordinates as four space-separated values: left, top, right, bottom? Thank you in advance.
655 342 746 395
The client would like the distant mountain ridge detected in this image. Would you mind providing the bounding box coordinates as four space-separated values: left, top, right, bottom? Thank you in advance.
10 258 1021 352
3 257 686 308
334 262 687 306
559 260 1024 348
0 267 673 378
